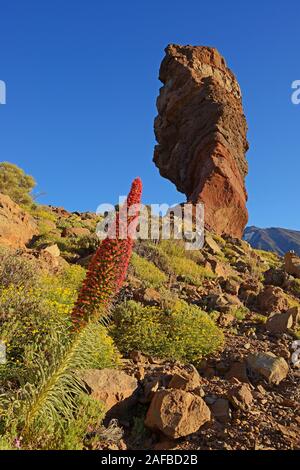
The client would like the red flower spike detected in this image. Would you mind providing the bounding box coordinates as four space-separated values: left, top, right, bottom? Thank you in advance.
71 178 142 328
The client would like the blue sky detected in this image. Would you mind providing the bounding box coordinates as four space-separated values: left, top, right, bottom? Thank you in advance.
0 0 299 229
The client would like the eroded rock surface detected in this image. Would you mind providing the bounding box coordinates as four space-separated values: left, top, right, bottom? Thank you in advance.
154 44 249 237
0 193 38 248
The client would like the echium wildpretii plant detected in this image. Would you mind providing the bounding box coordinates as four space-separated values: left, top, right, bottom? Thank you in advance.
0 178 142 448
72 177 142 328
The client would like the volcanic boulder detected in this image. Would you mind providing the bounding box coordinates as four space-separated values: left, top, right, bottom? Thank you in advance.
0 193 38 248
153 44 249 238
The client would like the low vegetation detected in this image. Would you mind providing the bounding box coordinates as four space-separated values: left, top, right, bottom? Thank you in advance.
130 252 167 288
0 162 36 207
111 299 224 364
0 164 299 450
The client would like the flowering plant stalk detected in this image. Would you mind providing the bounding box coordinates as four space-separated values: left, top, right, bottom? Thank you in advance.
71 177 142 328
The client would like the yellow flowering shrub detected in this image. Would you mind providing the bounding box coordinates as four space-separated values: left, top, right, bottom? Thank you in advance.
40 265 86 316
0 263 120 371
141 240 214 284
111 299 224 364
167 256 215 285
130 252 167 287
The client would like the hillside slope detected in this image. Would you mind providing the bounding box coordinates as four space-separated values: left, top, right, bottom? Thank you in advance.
1 197 300 450
244 226 300 257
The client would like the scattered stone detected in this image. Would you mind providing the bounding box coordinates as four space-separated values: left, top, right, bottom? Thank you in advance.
284 252 300 279
224 293 243 307
211 398 231 424
133 287 161 306
224 278 240 295
202 367 216 379
215 361 228 374
257 286 289 314
226 361 249 383
240 277 262 294
61 226 91 237
256 384 266 395
205 234 222 255
227 382 253 410
37 249 61 269
218 312 235 327
266 311 293 334
286 306 300 327
80 369 138 415
129 350 145 364
136 366 145 381
205 258 233 278
230 244 248 257
43 244 60 258
246 352 289 385
145 389 211 439
148 356 164 365
168 367 202 392
234 259 251 274
142 378 160 403
204 395 218 405
264 268 288 287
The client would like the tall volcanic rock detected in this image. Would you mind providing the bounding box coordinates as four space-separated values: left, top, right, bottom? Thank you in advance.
153 44 249 238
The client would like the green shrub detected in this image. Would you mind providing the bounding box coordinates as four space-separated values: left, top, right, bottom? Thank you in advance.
28 205 57 223
111 300 224 364
159 239 204 264
56 234 100 260
0 162 35 206
285 294 300 309
168 256 215 285
0 264 88 372
158 239 186 258
211 233 226 246
254 249 281 269
28 205 58 234
42 264 86 293
147 240 215 285
252 313 268 324
289 278 300 299
74 234 100 254
230 306 249 321
158 287 180 310
56 214 87 231
0 250 40 289
43 394 106 450
130 253 167 287
29 232 60 250
0 321 119 449
140 243 173 274
223 246 238 261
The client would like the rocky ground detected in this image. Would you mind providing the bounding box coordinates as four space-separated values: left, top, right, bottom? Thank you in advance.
80 233 300 451
119 335 299 451
0 194 299 450
88 324 299 450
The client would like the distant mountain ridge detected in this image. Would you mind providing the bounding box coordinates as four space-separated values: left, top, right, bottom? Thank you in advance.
243 226 300 257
